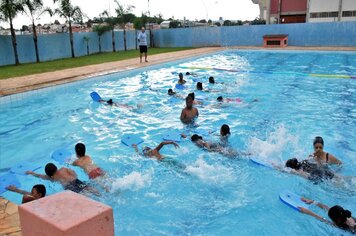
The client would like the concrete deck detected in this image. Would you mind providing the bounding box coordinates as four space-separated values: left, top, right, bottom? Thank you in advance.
1 46 355 97
0 197 21 236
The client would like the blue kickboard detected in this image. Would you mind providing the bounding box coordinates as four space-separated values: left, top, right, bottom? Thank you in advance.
0 173 20 194
90 92 102 102
10 162 41 175
175 84 185 90
279 190 310 212
250 157 273 169
163 131 183 142
52 149 72 164
121 134 144 146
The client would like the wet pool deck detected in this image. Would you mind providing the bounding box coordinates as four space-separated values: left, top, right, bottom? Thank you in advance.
0 46 355 97
0 46 355 235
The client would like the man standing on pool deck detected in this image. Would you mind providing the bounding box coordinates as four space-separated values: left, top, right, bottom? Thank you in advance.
180 96 199 124
138 27 148 63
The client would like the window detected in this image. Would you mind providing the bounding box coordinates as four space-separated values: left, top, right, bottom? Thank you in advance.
310 11 339 18
266 40 280 46
342 11 356 17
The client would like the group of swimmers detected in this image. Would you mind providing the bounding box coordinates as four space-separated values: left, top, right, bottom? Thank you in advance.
6 72 354 234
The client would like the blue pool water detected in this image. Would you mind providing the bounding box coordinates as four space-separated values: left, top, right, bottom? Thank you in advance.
0 50 355 235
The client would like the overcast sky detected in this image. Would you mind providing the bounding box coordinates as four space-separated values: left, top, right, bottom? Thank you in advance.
1 0 260 29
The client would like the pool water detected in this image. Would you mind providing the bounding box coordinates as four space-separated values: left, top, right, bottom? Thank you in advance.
0 50 355 235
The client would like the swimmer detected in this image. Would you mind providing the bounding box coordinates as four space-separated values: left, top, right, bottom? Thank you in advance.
298 197 355 234
72 143 109 191
168 89 185 99
99 99 134 110
132 141 180 160
285 158 335 181
209 76 224 84
220 124 230 146
6 184 46 204
197 82 219 92
186 72 198 76
191 134 238 157
187 92 202 105
217 96 242 103
180 96 199 124
309 136 342 165
178 73 186 85
26 163 99 195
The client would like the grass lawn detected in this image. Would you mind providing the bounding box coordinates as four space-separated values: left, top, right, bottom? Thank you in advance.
0 47 192 80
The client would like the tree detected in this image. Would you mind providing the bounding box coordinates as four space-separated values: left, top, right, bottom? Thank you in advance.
52 0 83 58
83 35 90 55
251 17 266 25
114 0 135 51
101 11 119 52
22 0 50 63
0 0 24 65
92 24 111 53
169 20 181 28
199 19 207 23
223 20 232 26
54 19 60 24
214 22 221 27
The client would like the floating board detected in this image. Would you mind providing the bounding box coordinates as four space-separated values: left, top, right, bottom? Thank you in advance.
163 131 183 142
279 190 310 212
90 92 102 102
249 157 273 169
52 149 72 164
175 84 185 90
10 162 41 175
121 134 144 146
0 173 20 194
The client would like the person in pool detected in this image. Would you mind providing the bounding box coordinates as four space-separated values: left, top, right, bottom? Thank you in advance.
208 76 224 84
6 184 46 204
191 134 238 157
168 89 185 99
98 99 134 109
298 197 355 234
285 158 335 181
309 136 342 165
26 163 99 195
187 92 202 105
219 124 231 146
197 82 219 92
132 141 180 160
178 73 186 85
180 96 199 124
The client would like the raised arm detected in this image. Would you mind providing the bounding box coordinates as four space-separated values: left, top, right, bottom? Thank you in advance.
155 141 179 152
26 171 50 180
6 185 30 195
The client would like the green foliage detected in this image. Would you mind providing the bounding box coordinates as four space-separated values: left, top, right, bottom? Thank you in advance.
0 48 193 79
52 0 83 24
92 24 111 36
250 17 266 25
169 21 181 28
0 0 23 23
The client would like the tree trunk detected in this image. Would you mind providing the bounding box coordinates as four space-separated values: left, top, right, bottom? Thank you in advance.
69 21 75 58
86 42 89 55
9 18 20 65
112 29 116 52
123 28 127 51
99 36 102 53
32 20 40 63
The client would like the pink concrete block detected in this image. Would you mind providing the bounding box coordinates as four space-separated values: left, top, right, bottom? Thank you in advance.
18 191 114 236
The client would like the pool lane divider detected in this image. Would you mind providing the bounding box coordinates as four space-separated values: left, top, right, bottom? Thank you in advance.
179 66 356 79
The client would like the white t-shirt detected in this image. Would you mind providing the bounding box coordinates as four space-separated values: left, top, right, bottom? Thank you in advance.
138 31 147 46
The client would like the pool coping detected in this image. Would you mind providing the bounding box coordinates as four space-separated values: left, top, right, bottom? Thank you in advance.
1 46 355 97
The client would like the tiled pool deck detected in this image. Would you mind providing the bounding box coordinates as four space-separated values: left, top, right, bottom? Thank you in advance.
0 46 355 235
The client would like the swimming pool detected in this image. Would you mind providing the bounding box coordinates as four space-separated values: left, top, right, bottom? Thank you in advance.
0 49 355 235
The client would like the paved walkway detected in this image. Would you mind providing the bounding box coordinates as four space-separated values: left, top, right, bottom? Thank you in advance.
1 46 355 97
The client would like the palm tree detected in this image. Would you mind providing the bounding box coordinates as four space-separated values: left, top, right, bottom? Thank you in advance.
22 0 49 63
92 25 110 53
114 0 135 51
101 10 119 52
52 0 83 58
0 0 23 65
